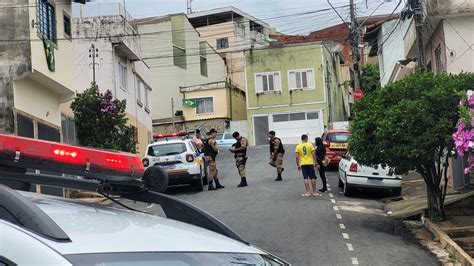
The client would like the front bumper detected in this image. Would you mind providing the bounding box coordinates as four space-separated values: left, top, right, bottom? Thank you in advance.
346 174 402 190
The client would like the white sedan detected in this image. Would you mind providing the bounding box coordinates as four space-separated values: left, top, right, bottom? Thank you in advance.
338 154 402 196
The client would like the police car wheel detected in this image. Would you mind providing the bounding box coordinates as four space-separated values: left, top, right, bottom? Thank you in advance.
143 166 169 193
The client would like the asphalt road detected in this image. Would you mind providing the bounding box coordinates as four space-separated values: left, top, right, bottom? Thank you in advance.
134 145 439 265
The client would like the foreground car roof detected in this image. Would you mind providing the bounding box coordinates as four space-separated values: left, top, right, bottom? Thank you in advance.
21 192 262 255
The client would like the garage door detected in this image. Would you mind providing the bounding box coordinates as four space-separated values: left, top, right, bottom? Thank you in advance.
271 111 322 144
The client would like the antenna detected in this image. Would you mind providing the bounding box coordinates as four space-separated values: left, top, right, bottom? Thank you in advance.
187 0 193 14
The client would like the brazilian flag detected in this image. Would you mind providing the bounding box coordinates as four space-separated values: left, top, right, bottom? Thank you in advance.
42 39 55 72
182 98 196 107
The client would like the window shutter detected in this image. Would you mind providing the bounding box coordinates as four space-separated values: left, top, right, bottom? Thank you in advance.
262 75 269 91
273 73 280 91
289 71 296 89
296 72 302 88
256 74 263 93
268 74 274 91
307 69 314 89
301 71 308 88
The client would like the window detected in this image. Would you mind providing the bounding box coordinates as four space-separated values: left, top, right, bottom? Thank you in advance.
195 97 214 114
289 69 314 90
38 123 60 142
173 45 187 69
224 133 234 140
255 72 281 93
63 12 71 39
289 112 305 121
148 143 187 157
199 42 207 77
216 37 229 49
17 115 34 138
144 86 150 109
135 77 142 103
307 112 319 120
61 115 78 145
37 0 56 43
119 62 127 91
273 114 289 122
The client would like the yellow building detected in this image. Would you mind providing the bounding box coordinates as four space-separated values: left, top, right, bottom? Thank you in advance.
179 82 247 133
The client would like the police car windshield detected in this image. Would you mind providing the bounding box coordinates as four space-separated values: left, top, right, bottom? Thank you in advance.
148 143 187 157
66 252 285 266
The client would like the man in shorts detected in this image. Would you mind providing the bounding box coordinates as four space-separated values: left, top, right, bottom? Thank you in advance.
295 134 319 197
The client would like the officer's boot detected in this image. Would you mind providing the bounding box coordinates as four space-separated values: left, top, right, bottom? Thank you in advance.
274 173 283 181
237 177 247 187
215 179 225 189
208 180 216 191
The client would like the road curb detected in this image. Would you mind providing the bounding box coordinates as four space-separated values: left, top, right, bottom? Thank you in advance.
425 219 474 266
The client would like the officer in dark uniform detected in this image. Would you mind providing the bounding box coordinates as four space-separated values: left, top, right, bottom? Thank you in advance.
203 129 225 191
229 131 248 187
268 131 285 181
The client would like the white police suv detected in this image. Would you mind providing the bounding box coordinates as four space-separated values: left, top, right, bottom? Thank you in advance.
0 134 289 265
142 132 207 192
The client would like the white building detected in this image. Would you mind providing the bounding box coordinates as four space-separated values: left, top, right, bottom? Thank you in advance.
188 7 272 90
69 4 152 156
134 14 227 133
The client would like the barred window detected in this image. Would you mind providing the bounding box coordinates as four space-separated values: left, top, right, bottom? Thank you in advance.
37 0 57 43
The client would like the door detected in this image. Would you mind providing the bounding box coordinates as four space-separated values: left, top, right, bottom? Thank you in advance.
270 110 322 144
253 115 269 146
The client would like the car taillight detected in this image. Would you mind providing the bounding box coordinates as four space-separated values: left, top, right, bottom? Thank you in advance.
186 153 194 163
349 163 358 172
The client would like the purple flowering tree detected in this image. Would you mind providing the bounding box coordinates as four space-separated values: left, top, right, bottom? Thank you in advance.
71 83 138 153
453 90 474 174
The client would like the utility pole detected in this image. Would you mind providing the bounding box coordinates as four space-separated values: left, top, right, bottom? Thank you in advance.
349 0 361 92
412 0 426 71
187 0 193 14
89 44 99 84
171 97 176 131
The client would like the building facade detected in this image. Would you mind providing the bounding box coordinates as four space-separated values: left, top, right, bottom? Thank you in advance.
245 42 345 145
71 5 153 156
135 14 230 133
188 7 271 90
0 0 86 142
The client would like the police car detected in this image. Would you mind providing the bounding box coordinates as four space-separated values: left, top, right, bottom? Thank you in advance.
142 132 207 192
0 134 289 265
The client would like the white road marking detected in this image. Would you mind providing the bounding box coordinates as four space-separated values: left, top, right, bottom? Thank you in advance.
336 213 342 219
351 258 359 265
333 206 339 211
331 199 336 204
342 233 350 239
347 243 354 251
339 223 346 229
329 193 334 198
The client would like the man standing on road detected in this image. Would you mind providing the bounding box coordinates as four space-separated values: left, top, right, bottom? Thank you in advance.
268 131 285 181
203 129 225 190
295 134 319 197
229 132 248 187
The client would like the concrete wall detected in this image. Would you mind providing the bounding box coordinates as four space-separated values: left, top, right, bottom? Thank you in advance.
0 0 31 134
230 87 247 120
245 43 326 108
137 14 227 121
444 16 474 74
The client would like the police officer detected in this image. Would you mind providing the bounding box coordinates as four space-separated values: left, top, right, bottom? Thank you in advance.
229 131 248 187
203 128 225 190
268 131 285 181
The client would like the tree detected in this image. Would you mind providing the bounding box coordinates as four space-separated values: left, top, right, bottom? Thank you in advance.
71 83 137 153
360 64 381 94
349 72 474 218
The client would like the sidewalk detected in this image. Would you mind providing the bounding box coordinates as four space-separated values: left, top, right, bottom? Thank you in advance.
385 172 474 219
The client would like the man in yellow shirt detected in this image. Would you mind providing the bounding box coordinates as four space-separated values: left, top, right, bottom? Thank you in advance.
295 134 319 197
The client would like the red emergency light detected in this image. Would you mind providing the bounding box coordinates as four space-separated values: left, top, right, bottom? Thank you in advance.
153 131 188 139
0 134 144 180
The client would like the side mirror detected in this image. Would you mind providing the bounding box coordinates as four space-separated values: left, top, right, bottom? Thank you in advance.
323 141 329 147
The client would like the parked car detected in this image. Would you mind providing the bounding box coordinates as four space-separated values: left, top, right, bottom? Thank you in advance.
338 153 402 196
143 132 207 192
321 129 351 167
215 133 237 148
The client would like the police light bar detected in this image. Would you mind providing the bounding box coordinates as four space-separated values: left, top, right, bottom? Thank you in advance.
0 134 144 181
153 131 188 139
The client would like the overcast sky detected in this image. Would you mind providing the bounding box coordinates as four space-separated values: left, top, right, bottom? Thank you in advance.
76 0 403 34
